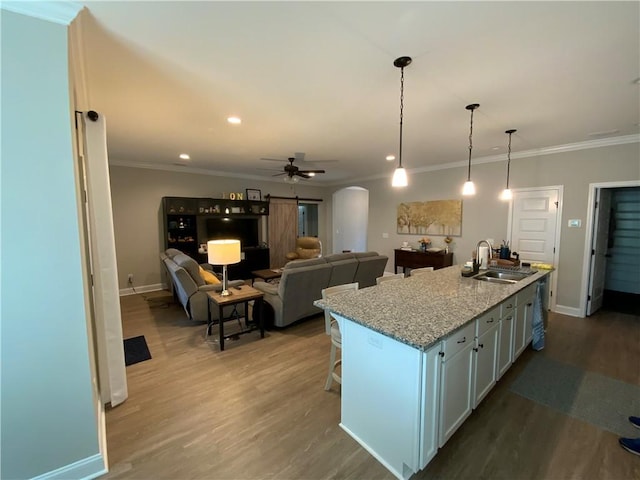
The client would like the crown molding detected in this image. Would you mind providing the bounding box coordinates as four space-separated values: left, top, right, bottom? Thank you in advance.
1 1 83 25
110 133 640 187
108 159 297 185
346 133 640 186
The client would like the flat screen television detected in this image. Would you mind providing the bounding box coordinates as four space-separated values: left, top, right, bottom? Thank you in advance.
206 217 259 249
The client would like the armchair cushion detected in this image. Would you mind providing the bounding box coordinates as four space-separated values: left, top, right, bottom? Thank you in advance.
286 236 322 260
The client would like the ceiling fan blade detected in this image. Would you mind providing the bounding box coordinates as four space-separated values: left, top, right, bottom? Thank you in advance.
297 172 312 179
260 157 287 162
272 172 286 177
299 169 325 174
303 158 339 163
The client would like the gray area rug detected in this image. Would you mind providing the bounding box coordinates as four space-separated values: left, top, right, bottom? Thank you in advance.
510 354 640 437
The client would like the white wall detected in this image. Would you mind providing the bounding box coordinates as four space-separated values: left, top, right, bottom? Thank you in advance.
1 9 101 479
332 187 369 253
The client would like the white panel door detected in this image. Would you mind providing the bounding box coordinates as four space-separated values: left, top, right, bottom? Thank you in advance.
509 189 559 264
587 188 612 315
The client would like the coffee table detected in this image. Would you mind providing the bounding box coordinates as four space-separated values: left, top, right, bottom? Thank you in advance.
251 268 283 284
206 285 264 351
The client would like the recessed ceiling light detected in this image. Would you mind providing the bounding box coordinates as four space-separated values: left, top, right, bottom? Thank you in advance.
386 155 396 161
179 153 190 160
227 116 242 125
491 146 501 151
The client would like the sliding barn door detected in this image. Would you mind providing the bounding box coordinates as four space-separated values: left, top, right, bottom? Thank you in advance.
268 198 298 267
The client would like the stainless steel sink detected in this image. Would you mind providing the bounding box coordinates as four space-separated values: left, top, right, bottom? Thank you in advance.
473 270 530 284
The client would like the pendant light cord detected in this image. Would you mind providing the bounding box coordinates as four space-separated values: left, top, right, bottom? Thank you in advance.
398 66 405 169
467 108 474 181
506 131 512 189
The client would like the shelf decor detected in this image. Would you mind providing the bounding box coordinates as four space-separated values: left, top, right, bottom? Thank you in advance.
397 199 462 236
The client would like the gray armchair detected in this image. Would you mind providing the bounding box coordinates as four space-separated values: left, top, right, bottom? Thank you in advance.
162 251 245 323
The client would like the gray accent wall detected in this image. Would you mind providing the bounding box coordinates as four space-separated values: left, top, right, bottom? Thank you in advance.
325 142 639 312
108 166 328 290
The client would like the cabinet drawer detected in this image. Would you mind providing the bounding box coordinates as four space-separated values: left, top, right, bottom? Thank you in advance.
442 322 475 359
476 307 500 337
517 283 537 305
500 296 516 318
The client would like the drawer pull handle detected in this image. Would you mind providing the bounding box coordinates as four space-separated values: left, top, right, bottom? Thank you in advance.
487 318 494 323
479 343 484 349
527 302 533 307
507 303 513 308
506 316 513 321
457 336 466 344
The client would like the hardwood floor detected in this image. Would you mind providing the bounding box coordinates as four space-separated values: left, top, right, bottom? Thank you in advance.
102 292 640 480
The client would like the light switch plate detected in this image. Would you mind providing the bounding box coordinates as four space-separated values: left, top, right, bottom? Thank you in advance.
568 219 582 228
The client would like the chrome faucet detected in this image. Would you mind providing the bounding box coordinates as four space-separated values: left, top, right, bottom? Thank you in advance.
476 239 493 269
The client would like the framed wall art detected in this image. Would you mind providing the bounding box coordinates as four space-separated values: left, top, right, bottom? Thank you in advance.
397 199 462 236
246 188 262 201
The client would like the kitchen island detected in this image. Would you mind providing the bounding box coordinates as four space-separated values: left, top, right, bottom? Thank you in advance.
314 265 550 480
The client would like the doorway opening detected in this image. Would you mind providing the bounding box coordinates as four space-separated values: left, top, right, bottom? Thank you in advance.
298 203 319 237
582 181 640 316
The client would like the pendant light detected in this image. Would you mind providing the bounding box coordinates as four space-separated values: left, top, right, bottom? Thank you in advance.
462 103 480 196
391 56 412 187
500 129 517 200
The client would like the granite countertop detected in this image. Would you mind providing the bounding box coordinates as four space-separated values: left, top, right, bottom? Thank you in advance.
314 265 551 351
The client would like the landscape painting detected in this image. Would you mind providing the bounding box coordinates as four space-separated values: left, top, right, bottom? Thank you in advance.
397 199 462 236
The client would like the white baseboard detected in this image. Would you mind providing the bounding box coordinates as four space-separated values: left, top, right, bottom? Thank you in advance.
32 453 106 480
119 283 166 297
553 304 583 318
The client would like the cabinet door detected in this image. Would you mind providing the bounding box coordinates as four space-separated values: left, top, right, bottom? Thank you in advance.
473 323 498 408
513 303 527 360
524 296 535 345
419 343 442 469
439 343 474 447
496 314 514 380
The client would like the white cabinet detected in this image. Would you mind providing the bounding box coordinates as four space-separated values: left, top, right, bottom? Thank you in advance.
438 322 475 447
514 284 536 360
472 308 499 408
419 344 442 469
496 297 515 380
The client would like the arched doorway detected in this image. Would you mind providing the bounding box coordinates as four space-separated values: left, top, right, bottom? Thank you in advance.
332 187 369 253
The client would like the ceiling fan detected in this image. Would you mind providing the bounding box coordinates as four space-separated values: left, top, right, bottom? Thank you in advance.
259 153 328 181
274 157 325 180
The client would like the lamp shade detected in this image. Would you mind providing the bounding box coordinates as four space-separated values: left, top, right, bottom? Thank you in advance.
391 167 408 187
207 239 241 265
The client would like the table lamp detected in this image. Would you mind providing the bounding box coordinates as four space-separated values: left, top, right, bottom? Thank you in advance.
207 239 241 296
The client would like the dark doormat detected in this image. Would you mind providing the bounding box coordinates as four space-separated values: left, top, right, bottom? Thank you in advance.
123 335 152 366
510 354 640 437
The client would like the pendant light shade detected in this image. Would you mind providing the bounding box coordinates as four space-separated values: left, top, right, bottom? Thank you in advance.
391 56 412 188
500 129 517 200
392 167 408 187
462 103 480 196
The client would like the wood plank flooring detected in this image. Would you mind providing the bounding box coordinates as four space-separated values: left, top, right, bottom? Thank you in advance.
101 291 640 480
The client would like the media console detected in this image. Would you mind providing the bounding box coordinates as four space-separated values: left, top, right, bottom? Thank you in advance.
162 196 270 279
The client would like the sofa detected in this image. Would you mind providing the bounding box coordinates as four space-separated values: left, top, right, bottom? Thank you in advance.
161 248 245 323
253 252 387 328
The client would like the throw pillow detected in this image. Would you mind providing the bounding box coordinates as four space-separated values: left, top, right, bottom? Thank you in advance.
199 266 221 285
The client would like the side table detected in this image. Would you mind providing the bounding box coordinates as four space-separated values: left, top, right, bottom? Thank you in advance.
251 268 282 285
207 285 265 351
